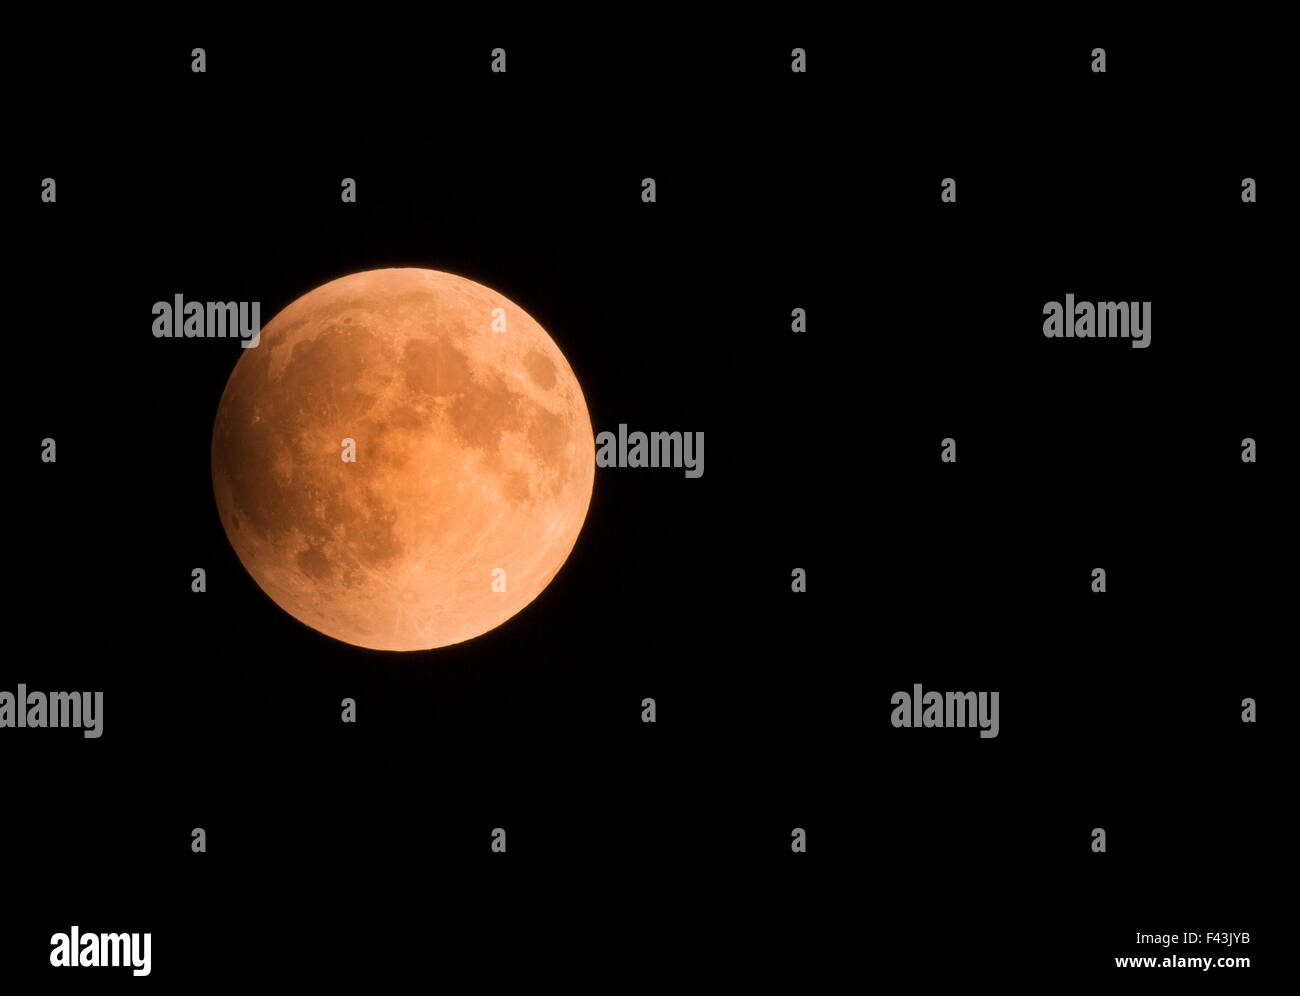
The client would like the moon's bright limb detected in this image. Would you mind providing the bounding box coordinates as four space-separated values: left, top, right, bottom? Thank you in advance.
210 268 595 651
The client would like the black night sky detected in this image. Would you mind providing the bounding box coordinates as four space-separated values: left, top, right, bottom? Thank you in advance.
5 16 1287 989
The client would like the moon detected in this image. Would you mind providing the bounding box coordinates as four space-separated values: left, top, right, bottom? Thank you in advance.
210 268 595 651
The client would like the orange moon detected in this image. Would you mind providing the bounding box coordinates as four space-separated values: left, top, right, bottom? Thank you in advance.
210 268 595 651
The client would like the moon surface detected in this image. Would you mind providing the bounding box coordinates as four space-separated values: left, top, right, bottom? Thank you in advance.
211 268 595 651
